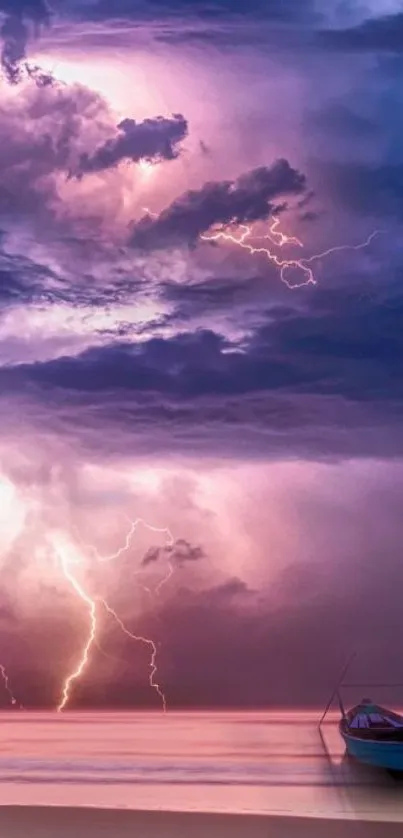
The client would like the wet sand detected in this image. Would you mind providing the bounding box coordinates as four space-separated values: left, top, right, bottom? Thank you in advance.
0 807 402 838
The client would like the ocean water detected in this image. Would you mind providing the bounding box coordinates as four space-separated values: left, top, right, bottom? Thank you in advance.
0 712 402 820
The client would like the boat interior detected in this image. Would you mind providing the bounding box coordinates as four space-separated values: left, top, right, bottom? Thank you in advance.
342 701 403 740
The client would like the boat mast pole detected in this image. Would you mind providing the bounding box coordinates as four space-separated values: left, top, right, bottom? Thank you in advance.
337 690 346 719
318 651 356 728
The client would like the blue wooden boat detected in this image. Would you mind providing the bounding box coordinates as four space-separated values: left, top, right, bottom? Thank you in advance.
339 698 403 772
319 655 403 773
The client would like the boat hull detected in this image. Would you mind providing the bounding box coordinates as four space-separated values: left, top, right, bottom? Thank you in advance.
341 728 403 771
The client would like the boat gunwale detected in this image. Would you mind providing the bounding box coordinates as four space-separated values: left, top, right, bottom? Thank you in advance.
340 723 403 747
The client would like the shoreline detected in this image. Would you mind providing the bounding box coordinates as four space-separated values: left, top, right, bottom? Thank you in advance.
0 807 402 837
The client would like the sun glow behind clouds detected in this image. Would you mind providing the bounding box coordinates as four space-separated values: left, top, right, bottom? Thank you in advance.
31 54 130 112
30 50 171 122
138 159 155 178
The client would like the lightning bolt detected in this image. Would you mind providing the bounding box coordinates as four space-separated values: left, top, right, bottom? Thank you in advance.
54 536 97 713
262 216 303 249
0 664 21 708
201 218 382 289
52 518 174 712
74 517 175 598
84 517 174 565
142 206 381 289
154 560 175 595
100 599 166 711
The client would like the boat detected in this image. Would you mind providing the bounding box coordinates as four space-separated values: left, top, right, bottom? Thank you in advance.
339 698 403 772
319 655 403 773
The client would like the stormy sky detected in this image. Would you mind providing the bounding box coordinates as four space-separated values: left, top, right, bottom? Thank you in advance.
0 0 402 710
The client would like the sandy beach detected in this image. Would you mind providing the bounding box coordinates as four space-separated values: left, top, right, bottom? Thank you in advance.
0 807 402 838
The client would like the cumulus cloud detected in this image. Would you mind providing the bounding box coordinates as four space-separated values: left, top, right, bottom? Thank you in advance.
130 159 306 249
0 75 189 238
0 77 115 227
0 0 51 84
75 114 188 176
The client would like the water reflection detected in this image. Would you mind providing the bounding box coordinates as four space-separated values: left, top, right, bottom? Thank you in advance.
0 712 402 819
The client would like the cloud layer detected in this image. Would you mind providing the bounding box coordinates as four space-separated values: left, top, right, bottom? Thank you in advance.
0 0 401 708
131 160 306 248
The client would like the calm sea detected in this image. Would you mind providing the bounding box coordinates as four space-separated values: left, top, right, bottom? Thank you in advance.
0 712 402 820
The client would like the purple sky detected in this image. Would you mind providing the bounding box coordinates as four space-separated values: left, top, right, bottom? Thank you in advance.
0 0 402 710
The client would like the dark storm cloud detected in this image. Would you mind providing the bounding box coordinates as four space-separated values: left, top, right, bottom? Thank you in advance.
2 282 403 459
75 114 188 176
168 538 205 564
11 284 402 402
131 160 306 249
320 12 403 52
142 538 204 567
161 273 268 320
76 0 317 24
141 546 161 566
0 0 51 84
